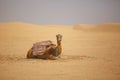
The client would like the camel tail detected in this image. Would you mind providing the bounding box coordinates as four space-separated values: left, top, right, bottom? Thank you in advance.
27 49 33 59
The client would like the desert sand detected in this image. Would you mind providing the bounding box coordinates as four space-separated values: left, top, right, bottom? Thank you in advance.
0 22 120 80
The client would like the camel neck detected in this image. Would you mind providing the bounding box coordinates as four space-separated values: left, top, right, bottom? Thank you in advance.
56 41 62 56
57 41 61 46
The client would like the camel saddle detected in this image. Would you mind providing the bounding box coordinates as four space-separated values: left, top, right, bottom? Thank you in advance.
32 40 53 56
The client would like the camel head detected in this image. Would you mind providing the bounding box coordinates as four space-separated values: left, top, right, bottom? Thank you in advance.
56 34 62 41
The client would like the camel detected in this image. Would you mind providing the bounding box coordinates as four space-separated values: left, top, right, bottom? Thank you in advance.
26 34 62 60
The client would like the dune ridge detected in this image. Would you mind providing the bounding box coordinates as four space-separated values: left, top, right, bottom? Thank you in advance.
74 23 120 32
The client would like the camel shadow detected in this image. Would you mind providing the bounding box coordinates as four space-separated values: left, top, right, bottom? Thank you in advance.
0 54 97 63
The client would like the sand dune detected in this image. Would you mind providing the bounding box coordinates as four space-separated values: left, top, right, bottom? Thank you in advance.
0 22 120 80
74 23 120 32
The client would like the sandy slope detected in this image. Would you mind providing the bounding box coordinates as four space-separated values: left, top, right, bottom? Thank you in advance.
0 22 120 80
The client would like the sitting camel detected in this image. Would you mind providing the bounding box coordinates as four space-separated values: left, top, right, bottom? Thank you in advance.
27 34 62 60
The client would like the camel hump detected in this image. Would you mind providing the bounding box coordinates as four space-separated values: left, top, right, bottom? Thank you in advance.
32 40 54 56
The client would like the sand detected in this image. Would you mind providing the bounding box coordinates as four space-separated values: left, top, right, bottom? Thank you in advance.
0 22 120 80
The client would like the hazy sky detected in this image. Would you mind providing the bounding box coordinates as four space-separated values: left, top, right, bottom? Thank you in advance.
0 0 120 25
